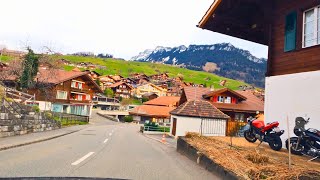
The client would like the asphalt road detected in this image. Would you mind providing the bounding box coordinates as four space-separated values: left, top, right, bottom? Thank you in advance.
0 111 220 179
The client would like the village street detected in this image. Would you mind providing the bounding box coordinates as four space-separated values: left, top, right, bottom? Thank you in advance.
0 112 219 179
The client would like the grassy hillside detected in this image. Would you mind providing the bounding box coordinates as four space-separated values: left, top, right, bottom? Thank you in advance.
55 55 248 90
0 55 13 62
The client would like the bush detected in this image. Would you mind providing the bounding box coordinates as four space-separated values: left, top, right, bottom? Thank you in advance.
32 105 40 113
44 111 53 119
124 115 133 122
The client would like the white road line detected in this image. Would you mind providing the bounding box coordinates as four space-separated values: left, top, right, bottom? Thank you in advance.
71 152 95 166
103 138 109 143
109 133 112 136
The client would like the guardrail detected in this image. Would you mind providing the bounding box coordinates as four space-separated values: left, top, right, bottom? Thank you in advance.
142 126 170 133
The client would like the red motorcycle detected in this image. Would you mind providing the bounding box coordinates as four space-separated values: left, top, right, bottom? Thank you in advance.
244 117 284 151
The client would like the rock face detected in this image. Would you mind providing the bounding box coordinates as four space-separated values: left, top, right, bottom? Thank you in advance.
131 43 267 87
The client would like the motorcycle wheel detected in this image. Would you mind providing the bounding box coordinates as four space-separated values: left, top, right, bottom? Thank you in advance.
244 130 257 143
285 139 303 155
268 135 282 151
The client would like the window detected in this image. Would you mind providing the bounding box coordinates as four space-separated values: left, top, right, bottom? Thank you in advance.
77 95 83 101
284 11 297 51
217 96 224 103
235 113 245 122
303 6 320 48
56 91 67 99
78 83 83 89
86 94 91 100
224 97 231 104
71 81 76 88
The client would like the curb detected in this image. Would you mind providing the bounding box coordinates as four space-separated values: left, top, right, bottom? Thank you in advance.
142 134 168 145
0 129 81 152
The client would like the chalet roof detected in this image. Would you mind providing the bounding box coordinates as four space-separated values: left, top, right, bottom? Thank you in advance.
202 88 247 101
210 90 264 113
144 96 180 107
35 68 103 93
137 83 166 91
182 86 211 101
108 82 133 89
170 100 229 119
129 105 175 118
198 0 269 45
142 92 158 97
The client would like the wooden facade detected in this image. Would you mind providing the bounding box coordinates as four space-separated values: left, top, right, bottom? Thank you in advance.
198 0 320 77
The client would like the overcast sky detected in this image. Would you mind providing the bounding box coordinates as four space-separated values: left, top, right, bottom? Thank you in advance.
0 0 268 59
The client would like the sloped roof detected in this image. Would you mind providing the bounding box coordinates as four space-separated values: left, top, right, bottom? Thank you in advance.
35 68 103 93
170 100 229 119
181 86 211 102
108 82 133 89
129 105 175 118
203 88 247 100
210 90 264 112
144 96 180 107
36 68 88 84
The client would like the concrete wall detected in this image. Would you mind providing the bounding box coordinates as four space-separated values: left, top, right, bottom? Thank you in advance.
265 70 320 144
170 115 226 137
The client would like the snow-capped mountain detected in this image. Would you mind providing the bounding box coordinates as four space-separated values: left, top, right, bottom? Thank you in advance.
131 43 267 87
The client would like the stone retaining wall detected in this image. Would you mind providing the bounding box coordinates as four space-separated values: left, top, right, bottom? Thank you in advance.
0 113 61 138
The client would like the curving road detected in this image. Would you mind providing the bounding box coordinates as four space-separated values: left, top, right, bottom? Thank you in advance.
0 111 220 179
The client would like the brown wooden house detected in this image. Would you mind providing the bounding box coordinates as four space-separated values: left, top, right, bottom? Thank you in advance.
198 0 320 137
108 82 134 99
27 68 102 116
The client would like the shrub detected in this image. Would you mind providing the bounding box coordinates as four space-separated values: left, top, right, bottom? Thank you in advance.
44 112 53 119
124 115 133 122
32 105 40 113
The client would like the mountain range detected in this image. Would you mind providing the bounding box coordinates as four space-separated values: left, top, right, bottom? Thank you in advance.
131 43 267 87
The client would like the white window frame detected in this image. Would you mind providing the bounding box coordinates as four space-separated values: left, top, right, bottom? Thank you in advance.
77 94 83 101
217 96 224 103
56 90 67 100
71 81 76 88
302 6 320 48
224 97 231 104
86 94 91 100
78 82 83 89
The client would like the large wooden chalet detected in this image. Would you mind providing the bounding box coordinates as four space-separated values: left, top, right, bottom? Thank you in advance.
198 0 320 139
27 68 102 116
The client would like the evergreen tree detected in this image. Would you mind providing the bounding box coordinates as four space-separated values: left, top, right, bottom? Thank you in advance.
20 48 39 89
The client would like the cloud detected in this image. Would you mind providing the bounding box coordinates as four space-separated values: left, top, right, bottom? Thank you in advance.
0 0 267 59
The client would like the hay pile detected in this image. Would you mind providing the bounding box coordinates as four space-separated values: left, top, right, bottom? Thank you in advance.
184 133 320 179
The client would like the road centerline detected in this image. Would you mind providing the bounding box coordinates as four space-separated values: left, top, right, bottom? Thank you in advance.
71 152 95 166
109 133 112 136
103 138 109 143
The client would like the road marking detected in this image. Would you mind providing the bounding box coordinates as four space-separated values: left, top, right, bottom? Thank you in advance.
109 133 112 136
71 152 95 166
103 138 109 143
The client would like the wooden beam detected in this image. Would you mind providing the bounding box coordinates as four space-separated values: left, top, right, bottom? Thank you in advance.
198 0 222 28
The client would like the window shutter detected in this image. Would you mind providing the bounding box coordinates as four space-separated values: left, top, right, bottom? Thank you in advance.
284 11 297 52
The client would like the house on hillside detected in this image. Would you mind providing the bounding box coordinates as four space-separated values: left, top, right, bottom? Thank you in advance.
109 75 124 82
85 70 101 80
134 83 167 98
108 82 134 99
142 92 158 101
149 73 169 82
27 68 103 116
198 0 320 141
129 96 180 125
99 75 116 90
130 73 148 79
173 87 264 136
170 100 230 137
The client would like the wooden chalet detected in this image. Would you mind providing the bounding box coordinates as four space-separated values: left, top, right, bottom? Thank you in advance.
108 82 134 99
27 68 102 116
198 0 320 137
